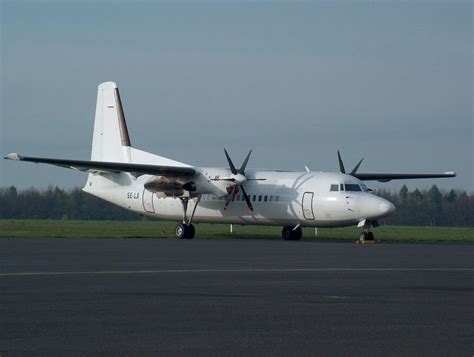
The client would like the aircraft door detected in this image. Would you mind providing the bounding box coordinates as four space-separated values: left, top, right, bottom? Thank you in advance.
142 189 155 213
302 192 315 220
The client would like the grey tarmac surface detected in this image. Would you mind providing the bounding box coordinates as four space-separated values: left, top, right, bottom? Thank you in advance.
0 238 473 356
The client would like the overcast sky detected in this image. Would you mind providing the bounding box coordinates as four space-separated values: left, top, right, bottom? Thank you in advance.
1 1 472 191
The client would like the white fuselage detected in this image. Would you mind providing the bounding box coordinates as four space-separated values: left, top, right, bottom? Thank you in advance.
83 169 395 228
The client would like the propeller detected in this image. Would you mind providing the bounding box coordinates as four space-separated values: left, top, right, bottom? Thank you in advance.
337 150 364 176
214 149 266 212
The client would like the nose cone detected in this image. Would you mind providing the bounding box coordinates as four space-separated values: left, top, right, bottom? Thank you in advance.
379 200 396 216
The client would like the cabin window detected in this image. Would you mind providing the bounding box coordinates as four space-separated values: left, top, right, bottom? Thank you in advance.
340 184 344 191
264 195 268 202
258 195 262 202
269 196 273 202
252 195 256 202
330 184 339 192
345 184 362 192
275 195 280 202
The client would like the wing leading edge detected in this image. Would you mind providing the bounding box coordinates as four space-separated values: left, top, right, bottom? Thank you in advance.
4 153 196 177
354 172 456 182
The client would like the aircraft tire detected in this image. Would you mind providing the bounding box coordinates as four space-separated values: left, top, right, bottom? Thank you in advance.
186 224 195 239
282 226 293 240
292 227 302 240
366 232 374 241
359 232 367 241
175 223 195 239
176 224 186 239
282 226 302 240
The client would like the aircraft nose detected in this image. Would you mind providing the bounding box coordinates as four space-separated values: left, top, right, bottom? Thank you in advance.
379 200 396 216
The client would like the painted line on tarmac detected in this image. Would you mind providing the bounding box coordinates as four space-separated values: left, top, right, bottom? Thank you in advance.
0 268 472 277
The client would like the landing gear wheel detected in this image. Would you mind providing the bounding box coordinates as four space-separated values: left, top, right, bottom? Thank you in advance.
292 227 302 240
175 223 195 239
186 224 195 239
366 232 374 241
282 226 302 241
359 232 367 242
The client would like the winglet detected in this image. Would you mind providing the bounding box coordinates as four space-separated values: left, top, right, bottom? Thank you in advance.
4 153 23 161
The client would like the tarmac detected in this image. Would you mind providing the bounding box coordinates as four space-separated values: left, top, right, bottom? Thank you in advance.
0 238 472 356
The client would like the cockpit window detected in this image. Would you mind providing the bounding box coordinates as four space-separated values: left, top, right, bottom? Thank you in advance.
360 183 368 192
345 184 362 192
330 184 339 192
340 184 344 191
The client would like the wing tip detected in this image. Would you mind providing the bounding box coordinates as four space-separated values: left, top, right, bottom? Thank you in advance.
4 153 23 161
444 171 457 177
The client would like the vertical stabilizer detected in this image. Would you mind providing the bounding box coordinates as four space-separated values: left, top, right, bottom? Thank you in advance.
91 82 132 162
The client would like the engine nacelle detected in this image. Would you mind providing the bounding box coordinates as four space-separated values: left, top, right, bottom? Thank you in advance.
144 177 185 197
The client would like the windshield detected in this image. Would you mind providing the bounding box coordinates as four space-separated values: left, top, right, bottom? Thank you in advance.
344 184 362 192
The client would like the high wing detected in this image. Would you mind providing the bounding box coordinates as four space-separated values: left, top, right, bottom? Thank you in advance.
4 153 196 177
354 172 456 182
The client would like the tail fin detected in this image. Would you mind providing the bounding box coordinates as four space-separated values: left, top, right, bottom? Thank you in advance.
91 81 132 163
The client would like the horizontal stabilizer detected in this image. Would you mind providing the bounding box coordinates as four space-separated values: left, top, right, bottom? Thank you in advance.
4 153 196 177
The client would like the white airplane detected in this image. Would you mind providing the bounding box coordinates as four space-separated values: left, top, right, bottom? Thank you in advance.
5 82 456 241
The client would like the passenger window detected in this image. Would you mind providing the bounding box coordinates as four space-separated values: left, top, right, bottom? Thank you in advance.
330 184 339 192
264 195 268 202
269 196 273 202
258 195 262 202
340 184 344 191
275 195 280 202
252 195 256 202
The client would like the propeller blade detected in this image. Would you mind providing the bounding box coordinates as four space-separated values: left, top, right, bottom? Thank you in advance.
239 149 252 173
224 149 237 175
231 186 239 202
240 186 254 212
224 186 239 210
246 178 267 181
210 178 236 182
337 150 346 174
223 194 233 210
350 158 364 175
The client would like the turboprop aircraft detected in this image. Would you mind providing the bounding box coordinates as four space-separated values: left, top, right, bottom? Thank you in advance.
5 82 456 241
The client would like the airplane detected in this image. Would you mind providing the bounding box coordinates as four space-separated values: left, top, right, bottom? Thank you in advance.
4 81 456 241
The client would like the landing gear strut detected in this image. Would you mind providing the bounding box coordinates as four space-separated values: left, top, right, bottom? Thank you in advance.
282 226 302 241
175 195 201 239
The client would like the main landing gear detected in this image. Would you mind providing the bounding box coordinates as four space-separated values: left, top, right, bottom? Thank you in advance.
175 195 201 239
282 225 302 241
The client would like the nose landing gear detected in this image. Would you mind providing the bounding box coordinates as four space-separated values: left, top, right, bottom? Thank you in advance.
358 220 378 244
359 230 374 242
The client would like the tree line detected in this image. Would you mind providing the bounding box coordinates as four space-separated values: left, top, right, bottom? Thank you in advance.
0 185 472 227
